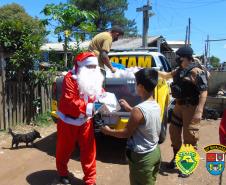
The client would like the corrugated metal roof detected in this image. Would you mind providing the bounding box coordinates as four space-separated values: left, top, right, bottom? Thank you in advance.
167 40 185 45
40 37 163 51
40 41 90 51
111 36 162 49
40 36 181 52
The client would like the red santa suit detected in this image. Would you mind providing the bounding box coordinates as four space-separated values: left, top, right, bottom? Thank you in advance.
219 109 226 146
56 52 102 185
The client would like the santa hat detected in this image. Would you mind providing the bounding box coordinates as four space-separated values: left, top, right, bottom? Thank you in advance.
74 52 98 73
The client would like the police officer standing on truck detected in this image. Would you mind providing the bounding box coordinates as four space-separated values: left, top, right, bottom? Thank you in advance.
158 46 208 177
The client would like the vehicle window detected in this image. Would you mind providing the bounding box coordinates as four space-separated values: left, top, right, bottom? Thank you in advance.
159 56 172 72
151 56 156 67
164 57 172 71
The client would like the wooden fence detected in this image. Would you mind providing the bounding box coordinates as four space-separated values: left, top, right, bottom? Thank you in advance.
0 80 52 130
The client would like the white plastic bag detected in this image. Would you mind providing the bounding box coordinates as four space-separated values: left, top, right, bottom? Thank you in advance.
97 92 121 114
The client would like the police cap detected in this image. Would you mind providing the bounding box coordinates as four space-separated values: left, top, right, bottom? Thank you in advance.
176 46 193 57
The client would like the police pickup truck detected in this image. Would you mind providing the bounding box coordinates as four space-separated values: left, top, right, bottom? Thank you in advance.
51 50 172 142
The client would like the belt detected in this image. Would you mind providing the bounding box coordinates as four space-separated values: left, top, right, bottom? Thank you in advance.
126 145 159 156
57 111 89 126
65 114 77 119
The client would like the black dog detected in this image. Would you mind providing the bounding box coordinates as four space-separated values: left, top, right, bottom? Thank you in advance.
8 128 41 148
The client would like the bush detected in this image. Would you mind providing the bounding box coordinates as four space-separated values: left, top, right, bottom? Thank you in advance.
0 3 47 81
34 111 53 127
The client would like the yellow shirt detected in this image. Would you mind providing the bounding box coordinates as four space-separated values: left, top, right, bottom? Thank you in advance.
88 32 113 68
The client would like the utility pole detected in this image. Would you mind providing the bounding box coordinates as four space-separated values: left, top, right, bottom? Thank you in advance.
188 17 191 45
184 18 191 46
137 0 154 48
185 26 188 46
204 35 209 67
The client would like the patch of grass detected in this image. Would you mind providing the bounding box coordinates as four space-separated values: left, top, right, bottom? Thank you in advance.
0 129 9 134
34 111 53 127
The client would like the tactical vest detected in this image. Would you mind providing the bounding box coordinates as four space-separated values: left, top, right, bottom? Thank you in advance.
170 63 201 105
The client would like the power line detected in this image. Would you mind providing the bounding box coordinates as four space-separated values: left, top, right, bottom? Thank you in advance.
171 0 226 5
156 0 226 9
205 38 226 42
204 36 226 65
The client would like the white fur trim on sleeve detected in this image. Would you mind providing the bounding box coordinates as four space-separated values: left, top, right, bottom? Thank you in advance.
71 74 77 80
86 103 94 117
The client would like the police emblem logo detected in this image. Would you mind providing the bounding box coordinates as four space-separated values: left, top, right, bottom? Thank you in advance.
204 144 226 176
175 144 200 175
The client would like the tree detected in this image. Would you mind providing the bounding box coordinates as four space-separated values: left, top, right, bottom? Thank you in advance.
0 4 50 121
209 55 220 68
70 0 138 37
42 3 96 68
0 3 47 81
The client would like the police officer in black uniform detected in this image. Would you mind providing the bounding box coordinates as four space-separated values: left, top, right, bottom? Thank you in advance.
158 46 208 177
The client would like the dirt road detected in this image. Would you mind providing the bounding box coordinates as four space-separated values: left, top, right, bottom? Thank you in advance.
0 119 224 185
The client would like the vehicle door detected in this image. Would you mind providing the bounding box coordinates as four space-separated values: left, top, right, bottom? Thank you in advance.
152 54 170 121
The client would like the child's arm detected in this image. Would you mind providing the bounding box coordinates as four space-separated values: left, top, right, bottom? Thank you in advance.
119 99 133 112
101 107 144 138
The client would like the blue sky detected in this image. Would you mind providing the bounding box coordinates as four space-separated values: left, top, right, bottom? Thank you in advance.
1 0 226 62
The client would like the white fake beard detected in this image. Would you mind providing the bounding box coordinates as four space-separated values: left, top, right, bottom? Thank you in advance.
77 66 104 97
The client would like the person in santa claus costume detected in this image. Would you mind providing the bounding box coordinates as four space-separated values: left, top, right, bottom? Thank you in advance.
219 109 226 146
56 52 104 185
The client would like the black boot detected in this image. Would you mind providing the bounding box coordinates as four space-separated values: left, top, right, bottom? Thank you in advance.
59 176 71 184
167 148 178 169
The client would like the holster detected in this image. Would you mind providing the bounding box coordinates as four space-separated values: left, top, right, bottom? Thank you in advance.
170 83 183 99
